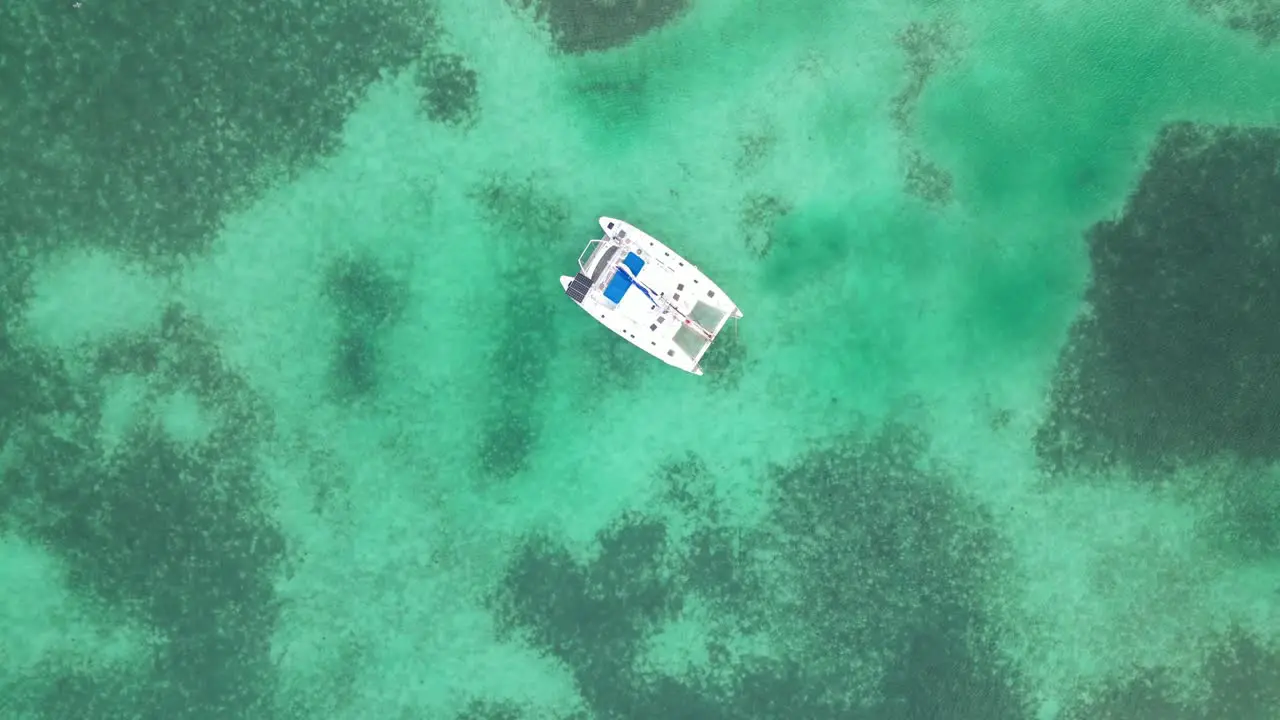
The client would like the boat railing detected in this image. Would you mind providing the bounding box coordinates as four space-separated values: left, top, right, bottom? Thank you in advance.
578 235 631 279
577 238 608 275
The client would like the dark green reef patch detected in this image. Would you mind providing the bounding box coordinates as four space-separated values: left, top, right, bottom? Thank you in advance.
488 423 1029 718
322 253 409 402
1062 627 1280 720
416 50 480 128
0 304 285 719
0 0 435 269
1036 122 1280 474
469 175 573 483
1188 0 1280 46
508 0 691 54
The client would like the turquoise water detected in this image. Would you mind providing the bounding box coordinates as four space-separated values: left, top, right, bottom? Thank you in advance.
2 0 1279 718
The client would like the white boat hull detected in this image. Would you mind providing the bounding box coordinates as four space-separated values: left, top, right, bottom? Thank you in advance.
560 216 743 376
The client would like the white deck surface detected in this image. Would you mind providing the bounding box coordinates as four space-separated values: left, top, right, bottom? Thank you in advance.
559 217 743 376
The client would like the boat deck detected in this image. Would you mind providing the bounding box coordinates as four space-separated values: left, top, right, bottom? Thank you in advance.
560 217 742 375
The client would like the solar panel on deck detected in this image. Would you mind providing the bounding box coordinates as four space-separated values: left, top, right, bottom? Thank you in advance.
565 273 592 303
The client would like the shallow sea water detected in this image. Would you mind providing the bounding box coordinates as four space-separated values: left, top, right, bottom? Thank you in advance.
2 0 1280 718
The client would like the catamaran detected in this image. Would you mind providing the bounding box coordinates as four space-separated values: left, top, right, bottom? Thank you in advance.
560 217 743 376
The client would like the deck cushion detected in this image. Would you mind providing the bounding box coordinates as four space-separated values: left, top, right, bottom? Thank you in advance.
602 252 646 303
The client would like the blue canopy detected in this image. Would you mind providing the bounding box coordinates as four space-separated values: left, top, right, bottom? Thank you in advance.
602 252 646 303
